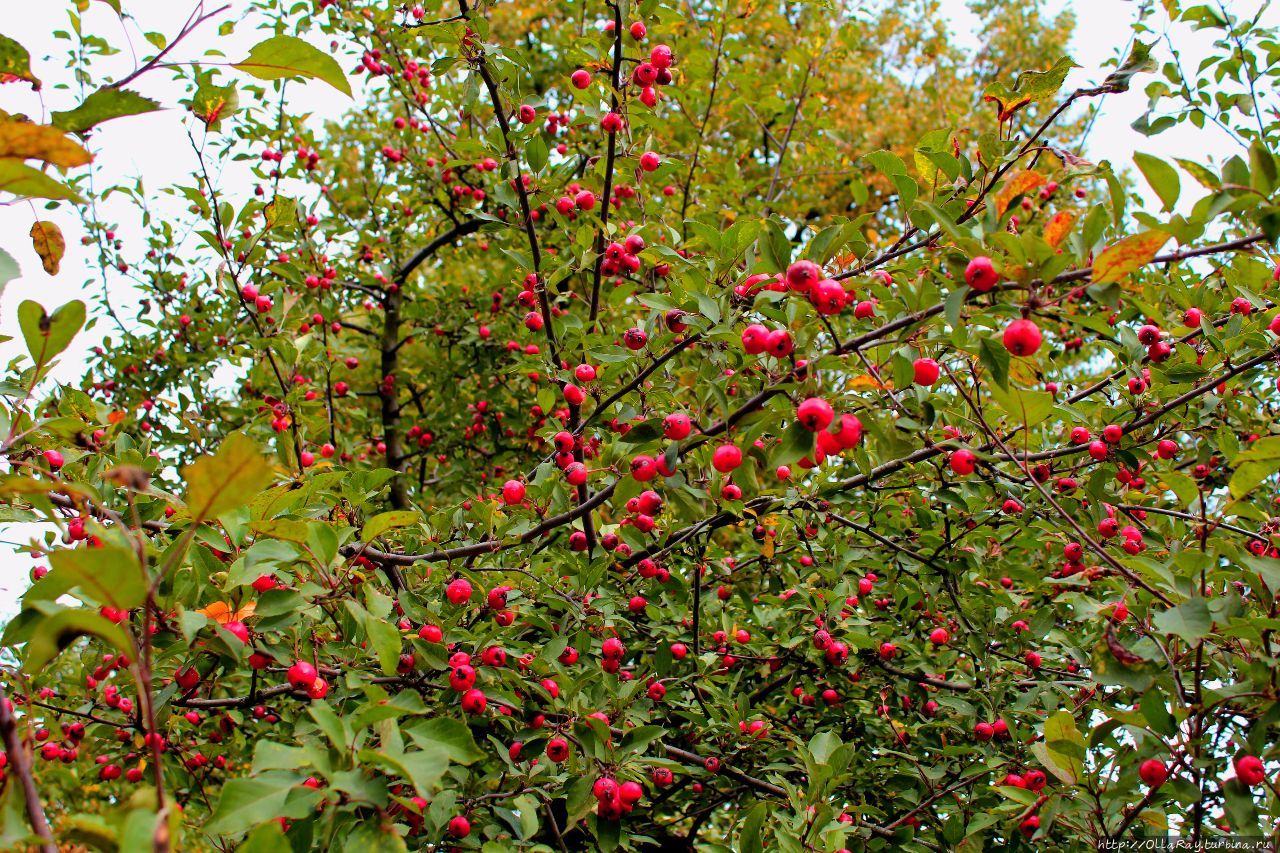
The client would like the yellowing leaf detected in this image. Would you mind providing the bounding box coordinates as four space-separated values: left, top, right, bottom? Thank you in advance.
1008 358 1041 387
198 600 257 625
996 170 1046 216
1042 210 1077 247
1092 230 1172 286
0 34 39 90
982 56 1078 122
182 432 274 521
29 221 64 275
0 120 92 169
848 373 891 391
191 81 240 131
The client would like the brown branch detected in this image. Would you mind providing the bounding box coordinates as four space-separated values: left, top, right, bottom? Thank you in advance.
588 0 626 324
0 682 57 853
866 656 975 692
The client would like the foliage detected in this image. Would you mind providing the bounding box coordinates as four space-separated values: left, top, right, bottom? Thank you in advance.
1 0 1279 850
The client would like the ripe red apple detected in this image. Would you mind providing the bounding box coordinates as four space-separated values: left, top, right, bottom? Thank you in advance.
949 449 976 475
711 444 742 473
1003 319 1042 356
1235 754 1266 786
501 479 526 505
546 737 570 762
446 578 474 605
448 815 471 838
965 256 999 292
796 397 834 432
1138 758 1168 788
287 661 318 691
912 358 940 386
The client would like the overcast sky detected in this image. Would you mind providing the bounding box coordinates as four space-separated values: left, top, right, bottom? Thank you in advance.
0 0 1274 614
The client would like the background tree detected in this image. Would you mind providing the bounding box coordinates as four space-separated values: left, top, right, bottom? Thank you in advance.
1 0 1279 850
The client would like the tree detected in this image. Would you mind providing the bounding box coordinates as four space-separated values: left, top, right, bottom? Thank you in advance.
1 0 1279 849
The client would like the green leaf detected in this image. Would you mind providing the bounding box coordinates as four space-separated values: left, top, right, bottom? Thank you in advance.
1222 777 1261 834
182 432 274 522
773 420 816 467
1040 710 1086 785
0 248 19 297
1140 691 1177 738
808 730 842 764
52 88 160 134
362 743 452 796
1229 461 1277 500
309 700 351 752
738 800 768 853
1102 40 1154 92
864 149 906 177
978 337 1010 389
987 383 1054 427
1158 471 1199 506
1228 437 1280 499
1152 598 1212 642
1133 152 1180 212
619 725 665 754
205 773 317 837
407 717 484 764
758 218 790 273
24 606 130 673
18 299 85 371
526 133 548 174
347 600 401 676
363 510 419 541
236 821 290 853
1239 555 1280 590
0 158 79 199
234 36 352 96
339 823 408 853
1249 140 1277 194
31 544 147 610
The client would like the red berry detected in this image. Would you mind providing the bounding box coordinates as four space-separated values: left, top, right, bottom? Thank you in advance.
965 256 998 291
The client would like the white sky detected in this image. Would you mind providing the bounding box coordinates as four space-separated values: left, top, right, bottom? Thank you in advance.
0 0 1274 615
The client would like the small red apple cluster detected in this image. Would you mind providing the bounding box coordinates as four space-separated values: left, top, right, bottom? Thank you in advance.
592 775 645 820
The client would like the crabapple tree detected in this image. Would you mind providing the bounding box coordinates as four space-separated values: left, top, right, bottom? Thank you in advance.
1 0 1279 850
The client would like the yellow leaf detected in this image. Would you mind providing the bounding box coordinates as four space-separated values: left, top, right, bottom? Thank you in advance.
0 119 92 169
29 220 64 275
182 432 274 521
1008 358 1040 387
198 601 257 625
761 536 774 558
1042 210 1076 248
1092 230 1172 286
849 373 891 391
996 170 1046 216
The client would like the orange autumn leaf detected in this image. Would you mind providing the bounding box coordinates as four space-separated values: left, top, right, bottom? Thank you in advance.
1092 230 1172 286
0 119 92 169
849 373 891 391
107 410 126 424
996 170 1046 216
1042 210 1077 247
199 601 256 625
